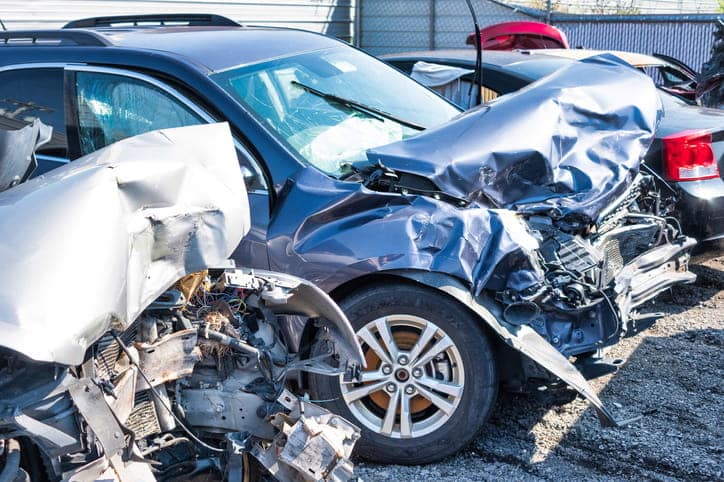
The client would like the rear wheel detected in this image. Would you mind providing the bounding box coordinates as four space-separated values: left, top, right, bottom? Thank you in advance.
309 282 498 464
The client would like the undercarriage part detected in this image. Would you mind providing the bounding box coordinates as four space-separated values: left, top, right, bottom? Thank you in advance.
177 387 273 439
68 379 154 481
251 390 360 482
614 236 696 315
503 301 540 325
135 329 200 391
0 439 21 482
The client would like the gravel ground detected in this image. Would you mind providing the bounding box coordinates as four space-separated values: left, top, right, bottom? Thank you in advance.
358 254 724 482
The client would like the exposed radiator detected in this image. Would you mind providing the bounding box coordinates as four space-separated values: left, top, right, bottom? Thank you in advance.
599 224 660 286
125 390 161 439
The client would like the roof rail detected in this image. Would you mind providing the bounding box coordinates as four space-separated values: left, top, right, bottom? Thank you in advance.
63 13 241 29
0 30 110 46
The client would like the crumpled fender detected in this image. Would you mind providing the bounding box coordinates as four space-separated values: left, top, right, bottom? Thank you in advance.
386 269 633 427
0 123 248 366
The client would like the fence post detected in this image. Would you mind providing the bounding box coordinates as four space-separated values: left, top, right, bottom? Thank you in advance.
546 0 552 24
428 0 436 49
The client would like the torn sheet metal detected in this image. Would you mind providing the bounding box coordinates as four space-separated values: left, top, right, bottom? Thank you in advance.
268 167 542 296
252 389 359 482
224 268 365 366
0 123 248 366
0 120 52 192
367 55 661 220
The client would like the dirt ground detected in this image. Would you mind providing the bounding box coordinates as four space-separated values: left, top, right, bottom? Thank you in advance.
358 254 724 481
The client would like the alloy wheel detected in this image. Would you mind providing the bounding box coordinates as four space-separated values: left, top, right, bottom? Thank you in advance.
339 314 465 439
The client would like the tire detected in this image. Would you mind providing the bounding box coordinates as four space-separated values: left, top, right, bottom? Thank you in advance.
309 282 498 465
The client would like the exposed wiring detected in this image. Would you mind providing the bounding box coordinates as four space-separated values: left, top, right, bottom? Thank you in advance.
110 333 226 454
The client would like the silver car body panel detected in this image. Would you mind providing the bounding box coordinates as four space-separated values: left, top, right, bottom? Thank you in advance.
0 123 249 365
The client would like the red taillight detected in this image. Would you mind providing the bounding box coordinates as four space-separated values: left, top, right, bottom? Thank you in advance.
662 130 719 181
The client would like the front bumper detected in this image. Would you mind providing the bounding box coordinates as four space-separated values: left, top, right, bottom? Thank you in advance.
614 235 697 316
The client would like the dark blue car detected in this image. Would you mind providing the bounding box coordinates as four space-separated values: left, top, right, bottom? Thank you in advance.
0 15 697 465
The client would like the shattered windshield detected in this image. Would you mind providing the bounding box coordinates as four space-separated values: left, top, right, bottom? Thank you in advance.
211 46 460 177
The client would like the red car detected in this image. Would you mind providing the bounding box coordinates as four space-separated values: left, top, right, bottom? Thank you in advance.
466 20 569 50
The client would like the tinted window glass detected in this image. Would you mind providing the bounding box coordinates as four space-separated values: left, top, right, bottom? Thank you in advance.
75 71 203 155
0 68 67 157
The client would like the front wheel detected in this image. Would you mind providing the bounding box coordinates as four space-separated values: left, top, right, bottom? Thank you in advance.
309 282 498 465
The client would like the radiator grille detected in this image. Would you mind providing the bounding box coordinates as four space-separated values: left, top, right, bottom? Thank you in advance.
600 225 659 286
602 239 624 286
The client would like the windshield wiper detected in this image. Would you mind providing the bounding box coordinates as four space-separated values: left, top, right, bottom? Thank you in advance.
291 80 426 131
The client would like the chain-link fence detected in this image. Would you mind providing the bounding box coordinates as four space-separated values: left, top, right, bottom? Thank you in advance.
359 0 720 71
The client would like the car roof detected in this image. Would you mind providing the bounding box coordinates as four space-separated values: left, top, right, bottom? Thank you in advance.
2 26 342 73
383 49 537 66
523 48 668 67
382 49 575 81
383 47 669 69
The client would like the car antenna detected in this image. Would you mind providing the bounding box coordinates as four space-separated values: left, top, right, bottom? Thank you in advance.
464 0 483 106
0 19 6 31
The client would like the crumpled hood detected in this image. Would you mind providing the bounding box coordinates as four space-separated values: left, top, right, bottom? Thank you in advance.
367 55 661 220
0 123 249 365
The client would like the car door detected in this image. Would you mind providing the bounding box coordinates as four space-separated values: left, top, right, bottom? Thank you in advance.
0 66 70 174
65 66 271 268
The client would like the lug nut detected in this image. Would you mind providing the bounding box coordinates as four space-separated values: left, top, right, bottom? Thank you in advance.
398 355 409 365
386 383 397 393
412 368 423 378
382 364 393 375
404 385 415 395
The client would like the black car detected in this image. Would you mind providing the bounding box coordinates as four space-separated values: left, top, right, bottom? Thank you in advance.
0 16 697 465
383 49 724 249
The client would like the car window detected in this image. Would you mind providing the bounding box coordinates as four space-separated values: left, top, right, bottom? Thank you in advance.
0 68 67 157
75 71 203 155
74 70 267 191
642 66 691 88
659 67 691 85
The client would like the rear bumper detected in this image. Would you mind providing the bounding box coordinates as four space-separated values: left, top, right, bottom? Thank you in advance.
675 178 724 244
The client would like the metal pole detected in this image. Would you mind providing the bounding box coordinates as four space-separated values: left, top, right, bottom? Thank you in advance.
428 0 436 49
546 0 552 24
353 0 361 47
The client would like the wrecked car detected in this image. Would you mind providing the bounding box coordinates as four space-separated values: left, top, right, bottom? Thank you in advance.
0 123 363 481
385 49 724 249
0 15 696 465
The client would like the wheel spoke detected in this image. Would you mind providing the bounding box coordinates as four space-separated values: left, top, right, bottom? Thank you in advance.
380 388 400 436
342 380 387 403
361 370 389 383
406 323 437 366
415 383 456 416
399 392 413 438
411 334 454 368
417 376 463 399
357 325 393 365
375 317 400 361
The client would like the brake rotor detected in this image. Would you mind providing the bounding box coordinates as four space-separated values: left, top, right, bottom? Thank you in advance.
364 329 433 414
